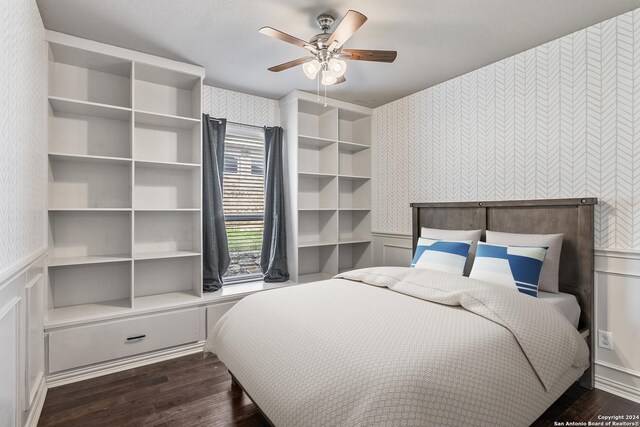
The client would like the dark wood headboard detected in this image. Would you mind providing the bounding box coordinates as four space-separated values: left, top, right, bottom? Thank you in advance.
411 198 596 389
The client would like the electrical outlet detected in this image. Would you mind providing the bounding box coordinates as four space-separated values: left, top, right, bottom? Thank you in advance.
598 330 613 350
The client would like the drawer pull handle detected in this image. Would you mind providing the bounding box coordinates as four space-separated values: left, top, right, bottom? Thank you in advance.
126 335 146 343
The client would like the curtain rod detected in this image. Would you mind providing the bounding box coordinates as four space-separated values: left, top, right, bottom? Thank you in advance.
208 117 265 131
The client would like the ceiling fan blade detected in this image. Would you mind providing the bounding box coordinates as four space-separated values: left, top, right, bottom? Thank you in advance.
259 27 316 52
326 10 367 49
267 56 313 72
334 76 346 85
342 49 397 63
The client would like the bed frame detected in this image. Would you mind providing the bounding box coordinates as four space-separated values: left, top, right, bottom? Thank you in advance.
411 198 597 389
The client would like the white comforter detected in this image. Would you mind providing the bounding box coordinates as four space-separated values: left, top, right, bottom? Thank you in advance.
204 267 589 427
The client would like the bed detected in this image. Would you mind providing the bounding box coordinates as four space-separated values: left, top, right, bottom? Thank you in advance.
204 198 596 426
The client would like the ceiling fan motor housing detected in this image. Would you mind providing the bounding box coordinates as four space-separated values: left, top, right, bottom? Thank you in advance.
316 14 335 32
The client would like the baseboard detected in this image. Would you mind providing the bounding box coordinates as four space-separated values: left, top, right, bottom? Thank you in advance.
24 376 47 427
46 341 205 388
595 375 640 404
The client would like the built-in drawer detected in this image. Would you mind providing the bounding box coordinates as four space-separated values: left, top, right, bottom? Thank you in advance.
49 308 202 373
206 301 236 336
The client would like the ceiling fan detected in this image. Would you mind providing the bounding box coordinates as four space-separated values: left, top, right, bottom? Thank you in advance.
259 10 397 86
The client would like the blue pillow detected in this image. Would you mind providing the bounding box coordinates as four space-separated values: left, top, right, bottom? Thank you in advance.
411 238 472 275
469 242 548 297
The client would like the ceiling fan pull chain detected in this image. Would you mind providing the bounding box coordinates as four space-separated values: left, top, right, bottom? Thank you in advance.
324 83 328 107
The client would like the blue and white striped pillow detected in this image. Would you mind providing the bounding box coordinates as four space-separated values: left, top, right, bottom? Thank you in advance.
411 238 472 276
469 242 548 297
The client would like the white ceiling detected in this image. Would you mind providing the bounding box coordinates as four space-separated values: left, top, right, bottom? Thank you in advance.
37 0 640 108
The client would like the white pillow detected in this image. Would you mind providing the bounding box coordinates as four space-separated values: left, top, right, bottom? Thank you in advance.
421 227 482 276
486 231 563 293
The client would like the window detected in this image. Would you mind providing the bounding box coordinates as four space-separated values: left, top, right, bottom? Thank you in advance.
223 124 264 282
224 154 238 174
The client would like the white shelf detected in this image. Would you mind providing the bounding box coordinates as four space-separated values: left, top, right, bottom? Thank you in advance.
338 239 372 245
299 135 336 148
135 110 200 129
48 96 131 121
339 174 371 180
46 299 132 327
298 171 336 178
48 208 132 212
133 291 201 310
49 255 131 267
134 159 200 169
134 251 200 261
338 141 371 153
298 241 338 248
297 273 333 284
49 152 131 165
134 208 200 212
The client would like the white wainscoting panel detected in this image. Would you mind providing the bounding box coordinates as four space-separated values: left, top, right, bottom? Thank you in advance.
0 251 47 427
595 248 640 403
0 295 20 427
372 233 412 267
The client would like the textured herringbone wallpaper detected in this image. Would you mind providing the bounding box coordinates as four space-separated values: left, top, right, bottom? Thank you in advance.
203 85 279 127
0 1 46 274
373 8 640 250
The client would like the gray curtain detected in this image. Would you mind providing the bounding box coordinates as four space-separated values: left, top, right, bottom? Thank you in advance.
261 126 289 282
202 115 230 292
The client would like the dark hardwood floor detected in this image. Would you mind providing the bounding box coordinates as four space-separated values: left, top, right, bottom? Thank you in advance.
39 353 640 426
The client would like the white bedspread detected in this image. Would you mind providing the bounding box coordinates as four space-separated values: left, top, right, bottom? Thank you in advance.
205 267 589 427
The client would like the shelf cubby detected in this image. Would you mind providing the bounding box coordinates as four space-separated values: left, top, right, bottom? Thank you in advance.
134 63 201 119
298 101 337 139
134 164 200 209
48 210 132 261
338 242 372 273
48 101 131 159
49 155 131 209
298 175 337 210
134 211 201 257
48 43 132 108
339 210 371 243
298 136 337 175
338 177 371 209
49 262 132 309
339 145 371 177
298 210 338 247
338 109 371 144
298 245 338 280
134 256 201 299
134 115 201 164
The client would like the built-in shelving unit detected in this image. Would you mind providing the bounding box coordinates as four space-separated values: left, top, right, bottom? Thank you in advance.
46 34 204 325
281 91 373 282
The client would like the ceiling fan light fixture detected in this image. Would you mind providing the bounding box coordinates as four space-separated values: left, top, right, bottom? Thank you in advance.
321 69 337 85
328 58 347 77
302 59 321 79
